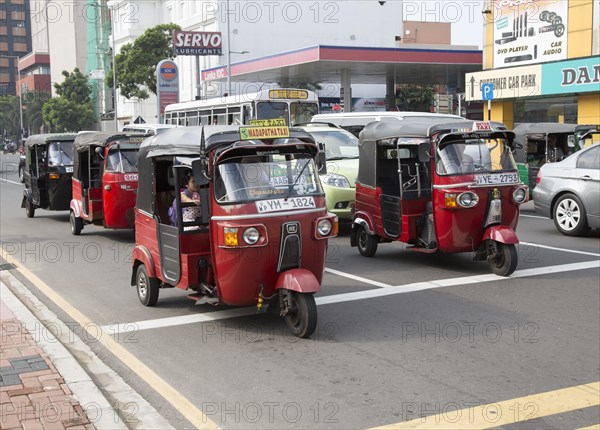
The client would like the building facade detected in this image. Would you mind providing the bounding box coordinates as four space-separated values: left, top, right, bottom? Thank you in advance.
0 0 32 96
466 0 600 127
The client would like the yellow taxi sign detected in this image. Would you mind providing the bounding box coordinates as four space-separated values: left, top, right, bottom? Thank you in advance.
268 89 308 100
249 118 287 127
239 126 290 140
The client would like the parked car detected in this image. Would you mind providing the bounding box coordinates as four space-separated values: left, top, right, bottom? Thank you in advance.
294 123 359 221
533 143 600 236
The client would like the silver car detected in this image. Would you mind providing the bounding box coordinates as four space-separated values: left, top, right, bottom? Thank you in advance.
533 143 600 236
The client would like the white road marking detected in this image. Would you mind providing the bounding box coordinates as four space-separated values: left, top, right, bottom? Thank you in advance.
325 267 391 288
520 214 548 219
520 241 600 257
106 260 600 333
0 177 23 186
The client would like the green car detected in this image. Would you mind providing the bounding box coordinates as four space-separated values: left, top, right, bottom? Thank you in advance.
295 123 359 221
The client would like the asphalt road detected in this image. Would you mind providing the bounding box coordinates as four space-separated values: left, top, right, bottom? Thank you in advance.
1 152 599 429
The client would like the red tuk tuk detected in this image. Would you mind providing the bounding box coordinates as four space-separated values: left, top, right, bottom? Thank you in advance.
69 132 148 235
351 120 528 276
131 125 337 338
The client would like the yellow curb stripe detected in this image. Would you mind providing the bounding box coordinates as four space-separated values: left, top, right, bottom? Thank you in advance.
370 381 600 430
2 251 219 430
577 425 600 430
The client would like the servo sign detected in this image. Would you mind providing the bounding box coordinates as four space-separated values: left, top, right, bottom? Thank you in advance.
173 31 222 56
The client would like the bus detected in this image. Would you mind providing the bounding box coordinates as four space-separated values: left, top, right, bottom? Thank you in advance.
164 88 319 127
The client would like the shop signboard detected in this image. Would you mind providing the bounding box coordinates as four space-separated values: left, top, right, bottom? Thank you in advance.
465 64 542 101
542 57 600 95
493 0 568 68
156 59 179 123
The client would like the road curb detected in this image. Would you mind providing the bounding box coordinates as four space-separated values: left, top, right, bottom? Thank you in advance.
1 270 174 430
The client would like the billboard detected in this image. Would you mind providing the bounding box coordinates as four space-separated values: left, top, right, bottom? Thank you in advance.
493 0 568 68
173 31 222 56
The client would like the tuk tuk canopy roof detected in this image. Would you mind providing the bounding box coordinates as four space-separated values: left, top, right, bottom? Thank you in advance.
73 131 149 152
359 119 508 143
512 123 578 142
138 125 317 159
24 133 77 148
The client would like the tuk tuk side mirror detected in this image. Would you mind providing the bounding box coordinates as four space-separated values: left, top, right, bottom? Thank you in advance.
417 142 430 163
316 142 327 175
94 146 104 160
567 135 575 148
192 158 210 186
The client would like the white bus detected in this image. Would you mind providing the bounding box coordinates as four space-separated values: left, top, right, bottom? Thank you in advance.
164 88 319 127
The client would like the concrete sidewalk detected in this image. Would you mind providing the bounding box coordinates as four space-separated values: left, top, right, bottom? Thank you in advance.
1 271 127 430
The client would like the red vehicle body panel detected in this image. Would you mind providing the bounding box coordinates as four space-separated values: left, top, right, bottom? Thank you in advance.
135 192 329 307
102 172 138 229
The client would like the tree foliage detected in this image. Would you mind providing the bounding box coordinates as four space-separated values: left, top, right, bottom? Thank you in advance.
395 84 434 112
42 68 96 132
108 23 181 100
0 95 21 139
23 92 51 135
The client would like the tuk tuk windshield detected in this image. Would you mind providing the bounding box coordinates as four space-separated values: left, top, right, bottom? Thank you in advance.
105 147 139 173
47 141 74 166
436 138 517 175
215 154 322 203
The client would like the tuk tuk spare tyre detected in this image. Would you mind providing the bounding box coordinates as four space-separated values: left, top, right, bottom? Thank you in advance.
357 226 378 257
136 264 159 307
70 211 83 235
284 291 317 338
489 242 517 276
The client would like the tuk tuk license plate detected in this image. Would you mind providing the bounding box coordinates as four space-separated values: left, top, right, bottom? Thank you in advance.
475 172 519 185
65 166 73 173
256 197 316 213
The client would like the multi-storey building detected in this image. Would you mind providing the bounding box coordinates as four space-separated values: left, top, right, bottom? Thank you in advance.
0 0 32 97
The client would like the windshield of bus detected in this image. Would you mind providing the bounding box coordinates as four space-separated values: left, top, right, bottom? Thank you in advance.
105 148 139 173
436 138 517 175
256 102 289 124
47 141 74 166
310 130 359 160
215 153 322 204
291 102 319 124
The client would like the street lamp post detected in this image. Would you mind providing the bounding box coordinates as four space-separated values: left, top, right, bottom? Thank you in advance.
1 55 24 141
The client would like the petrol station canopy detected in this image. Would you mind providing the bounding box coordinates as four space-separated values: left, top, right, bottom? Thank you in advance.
201 44 482 88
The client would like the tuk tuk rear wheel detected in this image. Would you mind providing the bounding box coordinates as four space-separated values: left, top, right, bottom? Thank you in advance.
25 199 35 218
284 292 317 339
136 264 159 307
70 211 83 235
357 226 378 257
489 243 518 277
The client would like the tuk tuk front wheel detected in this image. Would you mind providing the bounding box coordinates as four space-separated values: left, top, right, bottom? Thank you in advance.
136 264 159 307
284 292 317 339
489 243 518 277
357 226 378 257
70 211 83 235
25 199 35 218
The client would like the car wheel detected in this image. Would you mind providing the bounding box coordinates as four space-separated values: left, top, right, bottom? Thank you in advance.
553 193 590 236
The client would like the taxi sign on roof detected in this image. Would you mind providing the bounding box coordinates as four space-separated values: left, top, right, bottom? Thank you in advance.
249 118 286 127
239 126 290 140
473 121 492 131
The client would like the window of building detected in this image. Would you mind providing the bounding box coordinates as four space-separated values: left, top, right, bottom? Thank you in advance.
514 96 578 124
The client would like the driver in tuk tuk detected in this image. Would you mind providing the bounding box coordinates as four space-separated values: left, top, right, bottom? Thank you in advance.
546 135 565 162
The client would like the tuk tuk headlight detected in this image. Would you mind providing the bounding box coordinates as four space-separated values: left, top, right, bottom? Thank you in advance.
513 187 528 204
317 219 332 236
457 192 479 208
242 227 260 245
322 174 351 188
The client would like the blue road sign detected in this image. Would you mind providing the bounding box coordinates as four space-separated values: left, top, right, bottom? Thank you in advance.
482 83 494 101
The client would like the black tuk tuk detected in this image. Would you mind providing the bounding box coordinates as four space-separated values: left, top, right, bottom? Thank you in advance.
21 133 77 218
513 123 599 189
